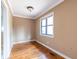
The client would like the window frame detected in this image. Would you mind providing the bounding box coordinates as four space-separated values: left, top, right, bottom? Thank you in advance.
40 14 54 38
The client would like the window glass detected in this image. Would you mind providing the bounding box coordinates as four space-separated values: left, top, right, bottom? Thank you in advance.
47 16 53 25
47 26 53 35
42 19 46 26
41 27 46 34
41 15 54 37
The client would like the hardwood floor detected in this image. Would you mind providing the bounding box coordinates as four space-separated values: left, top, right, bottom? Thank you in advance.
10 41 64 59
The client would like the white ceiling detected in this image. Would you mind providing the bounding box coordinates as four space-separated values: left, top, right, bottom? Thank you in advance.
8 0 64 19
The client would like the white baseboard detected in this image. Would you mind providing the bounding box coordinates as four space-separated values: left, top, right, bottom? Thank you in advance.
35 40 71 59
13 40 33 45
11 40 71 59
7 43 14 59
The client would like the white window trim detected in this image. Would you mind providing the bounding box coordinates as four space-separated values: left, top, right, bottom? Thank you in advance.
40 12 54 38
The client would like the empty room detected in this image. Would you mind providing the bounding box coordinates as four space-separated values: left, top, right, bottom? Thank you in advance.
1 0 77 59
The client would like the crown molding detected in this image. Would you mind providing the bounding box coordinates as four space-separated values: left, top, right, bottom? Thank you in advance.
35 0 64 19
7 0 64 19
7 0 14 14
13 14 36 20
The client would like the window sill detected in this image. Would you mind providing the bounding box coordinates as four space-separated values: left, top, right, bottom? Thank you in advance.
40 34 54 39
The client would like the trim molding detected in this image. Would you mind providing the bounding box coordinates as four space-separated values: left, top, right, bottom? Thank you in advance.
7 0 14 14
13 14 35 19
35 0 64 19
7 44 13 59
35 40 71 59
13 40 34 45
12 40 71 59
7 0 64 19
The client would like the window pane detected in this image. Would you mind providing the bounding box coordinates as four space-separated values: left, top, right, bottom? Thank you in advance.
47 16 53 25
47 26 53 35
41 27 46 34
42 19 46 26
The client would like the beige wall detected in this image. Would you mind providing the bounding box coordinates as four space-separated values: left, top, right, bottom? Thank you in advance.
35 0 77 59
13 16 35 43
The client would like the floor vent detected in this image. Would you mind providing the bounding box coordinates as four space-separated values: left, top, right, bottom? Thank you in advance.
49 52 56 56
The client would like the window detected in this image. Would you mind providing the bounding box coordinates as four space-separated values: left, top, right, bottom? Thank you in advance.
41 15 54 36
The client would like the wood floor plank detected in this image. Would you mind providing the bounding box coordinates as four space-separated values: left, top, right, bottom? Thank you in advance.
10 41 64 59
